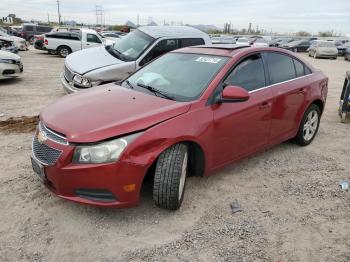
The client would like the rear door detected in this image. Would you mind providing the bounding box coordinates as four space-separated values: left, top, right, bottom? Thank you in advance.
212 53 273 166
263 52 309 143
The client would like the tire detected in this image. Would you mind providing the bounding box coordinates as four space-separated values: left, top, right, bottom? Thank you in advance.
28 36 34 45
345 54 350 61
340 112 347 123
57 46 71 58
48 50 57 55
153 143 189 210
294 104 321 146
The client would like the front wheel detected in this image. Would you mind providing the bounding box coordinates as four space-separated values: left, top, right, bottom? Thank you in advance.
153 143 189 210
294 104 321 146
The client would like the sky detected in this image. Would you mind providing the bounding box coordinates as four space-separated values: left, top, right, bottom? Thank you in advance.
1 0 350 34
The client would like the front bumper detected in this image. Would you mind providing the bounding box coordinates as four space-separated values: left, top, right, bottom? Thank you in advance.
0 63 23 80
60 72 85 94
31 129 149 208
317 53 338 58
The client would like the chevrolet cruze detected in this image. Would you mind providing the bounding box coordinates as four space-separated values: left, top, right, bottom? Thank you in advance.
31 45 328 210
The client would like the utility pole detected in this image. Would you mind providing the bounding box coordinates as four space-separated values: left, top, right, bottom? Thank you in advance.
57 0 61 25
95 5 103 30
47 13 50 24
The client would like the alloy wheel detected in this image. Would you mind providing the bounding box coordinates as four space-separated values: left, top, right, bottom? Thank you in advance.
178 152 188 201
303 110 319 141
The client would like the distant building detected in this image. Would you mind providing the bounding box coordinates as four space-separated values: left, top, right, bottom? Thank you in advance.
147 21 158 26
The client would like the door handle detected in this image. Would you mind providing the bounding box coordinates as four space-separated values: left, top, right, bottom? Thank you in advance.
259 101 270 109
298 88 306 94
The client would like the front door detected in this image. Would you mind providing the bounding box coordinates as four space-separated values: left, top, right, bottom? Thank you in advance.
212 53 273 167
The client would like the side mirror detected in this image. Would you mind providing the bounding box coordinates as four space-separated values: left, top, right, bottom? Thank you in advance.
219 85 250 103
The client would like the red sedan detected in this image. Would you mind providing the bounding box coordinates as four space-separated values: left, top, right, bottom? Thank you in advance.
31 45 328 210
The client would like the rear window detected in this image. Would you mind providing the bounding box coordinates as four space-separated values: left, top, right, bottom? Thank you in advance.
181 38 205 48
318 41 335 48
265 52 296 84
24 25 34 31
293 59 305 77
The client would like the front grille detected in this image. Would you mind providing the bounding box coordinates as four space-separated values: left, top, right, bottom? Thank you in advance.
32 135 62 166
3 69 15 75
64 65 74 82
39 122 68 145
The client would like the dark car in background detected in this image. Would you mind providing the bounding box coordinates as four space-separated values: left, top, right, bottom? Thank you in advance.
20 24 52 44
270 37 299 47
345 48 350 61
337 42 350 56
281 39 312 52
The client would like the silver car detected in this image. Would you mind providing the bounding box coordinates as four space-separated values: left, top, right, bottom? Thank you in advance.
308 40 338 59
61 26 211 93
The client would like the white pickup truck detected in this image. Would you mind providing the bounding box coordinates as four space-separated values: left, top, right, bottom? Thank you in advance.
44 29 115 57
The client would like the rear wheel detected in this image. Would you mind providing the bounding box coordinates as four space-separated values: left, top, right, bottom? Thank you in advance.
153 143 189 210
57 46 71 58
340 112 347 123
294 104 321 146
28 36 34 45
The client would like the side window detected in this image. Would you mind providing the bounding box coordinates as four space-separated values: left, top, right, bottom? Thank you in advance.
140 39 179 66
225 53 266 92
265 52 296 84
293 59 305 77
87 34 101 43
305 66 312 75
181 38 205 48
70 33 80 40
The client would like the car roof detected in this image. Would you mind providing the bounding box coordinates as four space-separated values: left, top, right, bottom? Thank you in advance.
174 45 307 58
137 26 209 39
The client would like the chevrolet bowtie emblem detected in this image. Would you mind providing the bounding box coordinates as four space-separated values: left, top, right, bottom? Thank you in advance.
37 131 47 144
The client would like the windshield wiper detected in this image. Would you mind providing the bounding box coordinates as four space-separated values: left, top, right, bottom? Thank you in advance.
136 83 175 100
125 80 134 89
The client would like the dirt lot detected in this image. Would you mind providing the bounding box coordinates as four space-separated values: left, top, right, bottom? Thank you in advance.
0 48 350 262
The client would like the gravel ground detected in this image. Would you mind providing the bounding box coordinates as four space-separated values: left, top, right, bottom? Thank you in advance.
0 48 350 262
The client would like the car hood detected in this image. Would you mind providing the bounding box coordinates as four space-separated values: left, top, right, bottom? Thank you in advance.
65 46 124 75
0 50 20 60
41 84 191 143
10 36 25 42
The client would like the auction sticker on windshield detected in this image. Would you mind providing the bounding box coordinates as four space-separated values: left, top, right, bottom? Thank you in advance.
196 57 222 63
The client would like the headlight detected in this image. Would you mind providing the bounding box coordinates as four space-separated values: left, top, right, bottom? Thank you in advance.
73 74 91 87
0 59 14 64
72 133 142 164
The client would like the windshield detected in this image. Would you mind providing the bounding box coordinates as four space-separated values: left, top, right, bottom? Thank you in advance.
123 53 228 102
109 30 154 61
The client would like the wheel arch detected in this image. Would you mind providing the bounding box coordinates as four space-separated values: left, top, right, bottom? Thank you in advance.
141 139 206 186
56 45 72 52
311 99 324 115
